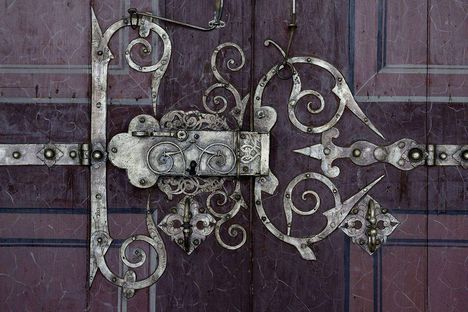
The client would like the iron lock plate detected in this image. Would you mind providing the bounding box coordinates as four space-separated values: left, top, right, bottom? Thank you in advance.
108 113 270 189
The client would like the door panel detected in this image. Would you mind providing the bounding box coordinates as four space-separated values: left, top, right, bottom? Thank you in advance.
0 1 467 311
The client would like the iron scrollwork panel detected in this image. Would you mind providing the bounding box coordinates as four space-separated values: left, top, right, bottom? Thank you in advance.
88 8 258 298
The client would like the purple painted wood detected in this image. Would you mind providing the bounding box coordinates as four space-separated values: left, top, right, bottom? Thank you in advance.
0 0 467 311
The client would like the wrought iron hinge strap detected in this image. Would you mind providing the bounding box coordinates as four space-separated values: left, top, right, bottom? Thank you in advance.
0 143 89 167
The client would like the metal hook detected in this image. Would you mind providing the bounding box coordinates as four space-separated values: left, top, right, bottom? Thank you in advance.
128 8 140 30
128 0 225 32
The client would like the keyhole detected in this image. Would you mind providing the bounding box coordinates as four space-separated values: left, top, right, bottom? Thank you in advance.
187 161 198 175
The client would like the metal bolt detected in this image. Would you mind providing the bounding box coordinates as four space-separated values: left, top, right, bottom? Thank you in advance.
257 111 265 119
461 150 468 161
69 150 77 159
95 193 102 200
261 216 267 221
338 77 343 82
97 50 103 56
439 152 447 160
92 150 104 161
139 117 146 123
193 239 200 246
97 237 103 243
177 238 184 245
352 148 362 157
323 147 331 155
307 128 312 133
285 194 290 199
112 277 117 282
242 166 249 172
256 200 261 205
194 134 200 140
139 179 146 186
111 147 118 153
96 102 102 108
408 148 423 162
12 151 21 159
44 148 56 160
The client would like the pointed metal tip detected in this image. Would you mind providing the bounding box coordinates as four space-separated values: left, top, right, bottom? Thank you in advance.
367 122 386 140
365 174 386 192
293 147 310 156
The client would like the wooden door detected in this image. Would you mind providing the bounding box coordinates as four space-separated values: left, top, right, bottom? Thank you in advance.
0 1 466 311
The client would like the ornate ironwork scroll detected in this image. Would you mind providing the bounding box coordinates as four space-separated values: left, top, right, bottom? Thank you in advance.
89 8 254 297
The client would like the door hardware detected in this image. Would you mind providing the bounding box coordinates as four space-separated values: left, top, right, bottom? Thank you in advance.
294 127 468 178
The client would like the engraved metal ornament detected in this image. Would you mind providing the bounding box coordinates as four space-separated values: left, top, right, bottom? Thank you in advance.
340 196 399 255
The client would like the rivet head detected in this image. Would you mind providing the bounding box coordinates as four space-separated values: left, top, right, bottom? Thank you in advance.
257 111 265 119
111 147 118 153
439 152 447 160
95 193 102 200
461 150 468 161
139 117 146 123
12 151 21 159
323 147 331 155
97 237 103 243
44 148 56 160
242 166 249 173
69 150 77 159
408 148 423 162
139 179 146 186
177 238 184 245
398 159 405 166
97 50 103 56
352 148 362 157
194 134 200 140
261 216 267 221
96 102 102 108
381 208 388 214
193 239 200 246
92 150 104 161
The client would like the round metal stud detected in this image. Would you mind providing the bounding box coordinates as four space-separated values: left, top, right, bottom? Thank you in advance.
139 179 146 186
92 150 104 161
95 193 102 200
462 150 468 161
256 110 265 119
439 152 447 160
193 239 200 246
352 148 362 157
397 159 405 166
69 150 77 159
111 147 118 153
12 151 21 159
139 117 146 123
408 148 423 162
323 147 331 155
44 148 56 160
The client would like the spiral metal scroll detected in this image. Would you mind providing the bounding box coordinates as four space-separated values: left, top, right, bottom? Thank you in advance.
203 43 249 128
206 181 247 250
93 206 167 299
90 9 171 296
253 39 384 139
254 171 384 261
